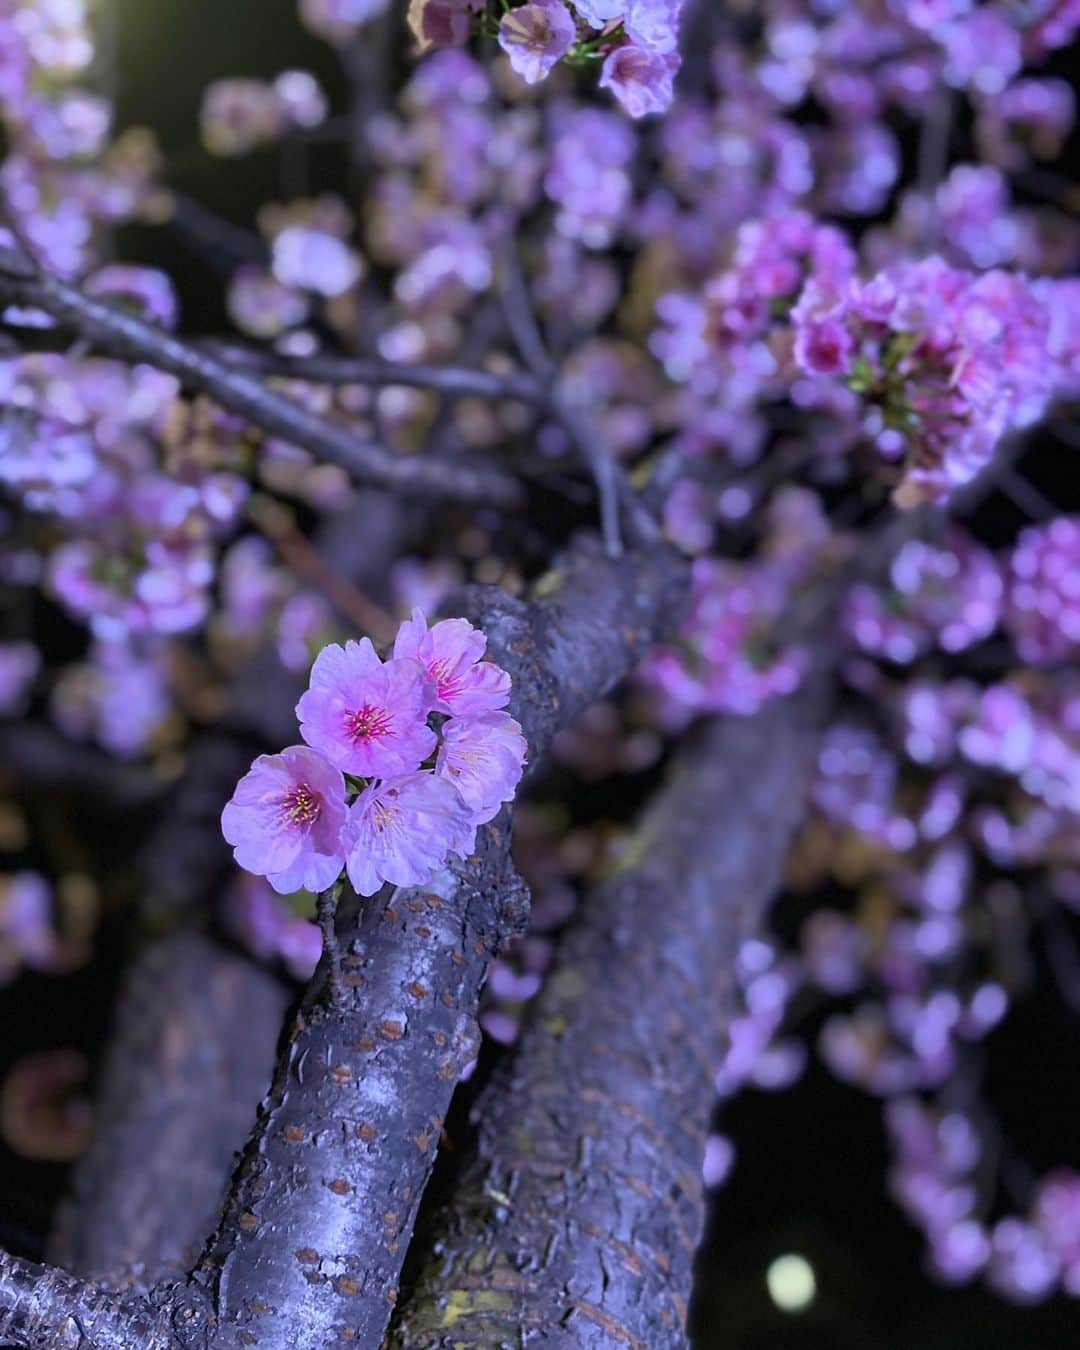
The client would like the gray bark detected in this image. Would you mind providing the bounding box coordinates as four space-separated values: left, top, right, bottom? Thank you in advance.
391 689 823 1348
195 544 689 1350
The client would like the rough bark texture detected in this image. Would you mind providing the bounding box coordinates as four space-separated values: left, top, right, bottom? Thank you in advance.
49 494 409 1289
195 544 689 1350
390 689 823 1348
0 1250 195 1350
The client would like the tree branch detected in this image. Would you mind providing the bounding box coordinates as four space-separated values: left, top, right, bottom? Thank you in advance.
389 688 824 1348
194 544 689 1350
0 1250 188 1350
495 232 660 555
49 493 413 1289
0 262 523 509
206 340 545 406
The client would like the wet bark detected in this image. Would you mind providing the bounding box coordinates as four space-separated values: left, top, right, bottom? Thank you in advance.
195 544 689 1350
49 494 409 1289
390 688 824 1348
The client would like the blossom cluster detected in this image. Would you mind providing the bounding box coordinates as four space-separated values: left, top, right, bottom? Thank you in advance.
200 71 328 156
0 0 160 280
399 0 686 117
222 611 526 897
888 1100 1080 1299
498 1 683 117
789 260 1079 503
638 487 836 723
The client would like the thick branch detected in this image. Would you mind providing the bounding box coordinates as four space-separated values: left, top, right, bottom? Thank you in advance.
0 264 522 509
195 544 689 1350
0 1250 186 1350
48 933 289 1289
392 688 824 1348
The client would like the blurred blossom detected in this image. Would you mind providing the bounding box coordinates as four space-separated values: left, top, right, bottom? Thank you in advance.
1 872 56 984
271 225 364 298
0 640 40 715
812 724 916 851
987 1219 1059 1303
1003 517 1080 667
843 530 1002 663
702 1133 736 1188
85 265 178 328
300 0 390 45
227 266 310 338
639 556 808 726
226 875 321 980
52 639 172 758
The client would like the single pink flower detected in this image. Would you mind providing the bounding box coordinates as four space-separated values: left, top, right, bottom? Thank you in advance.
342 771 475 896
598 43 679 118
221 745 347 895
296 638 437 777
436 711 527 825
498 0 576 85
393 608 511 717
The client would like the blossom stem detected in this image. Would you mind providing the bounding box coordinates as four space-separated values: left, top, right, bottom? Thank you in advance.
316 880 345 1007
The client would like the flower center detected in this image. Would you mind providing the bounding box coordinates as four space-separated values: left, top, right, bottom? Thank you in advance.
283 782 320 825
345 703 391 743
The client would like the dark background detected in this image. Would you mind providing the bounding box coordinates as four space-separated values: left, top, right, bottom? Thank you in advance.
2 4 1078 1346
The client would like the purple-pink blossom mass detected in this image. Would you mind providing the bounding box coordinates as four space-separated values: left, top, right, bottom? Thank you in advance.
222 614 525 896
2 0 1080 1343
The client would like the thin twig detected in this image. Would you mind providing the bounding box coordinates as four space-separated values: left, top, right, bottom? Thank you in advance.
496 230 661 555
0 261 524 509
998 467 1057 522
317 880 345 1008
246 493 398 643
916 87 954 253
210 340 545 405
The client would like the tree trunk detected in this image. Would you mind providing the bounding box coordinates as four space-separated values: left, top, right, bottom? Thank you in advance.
391 688 823 1348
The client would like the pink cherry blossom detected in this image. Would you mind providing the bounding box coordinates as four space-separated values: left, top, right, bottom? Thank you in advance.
599 43 679 119
296 638 437 777
436 711 528 825
393 608 511 716
498 0 576 86
221 745 347 896
342 772 475 896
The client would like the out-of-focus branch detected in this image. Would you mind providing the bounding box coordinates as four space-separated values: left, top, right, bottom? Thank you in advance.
194 544 689 1350
0 723 162 807
496 233 661 555
390 690 824 1349
245 493 398 644
207 340 545 405
48 930 290 1291
0 260 524 509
